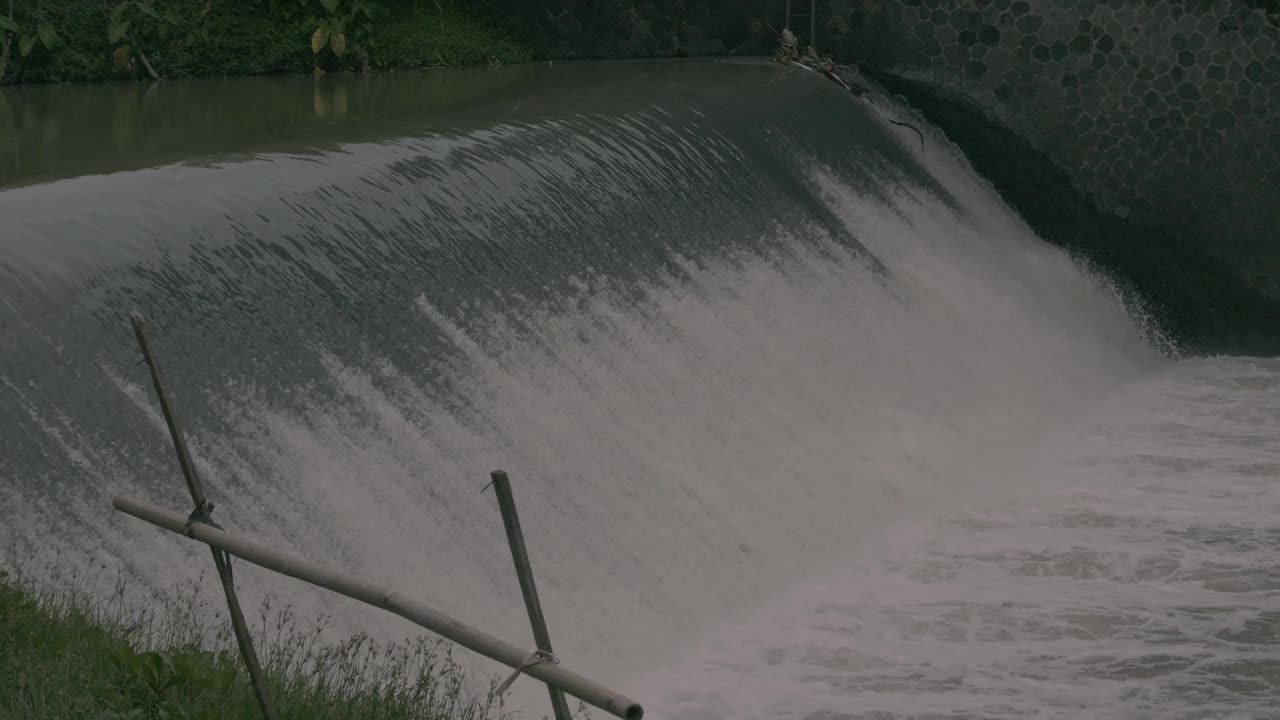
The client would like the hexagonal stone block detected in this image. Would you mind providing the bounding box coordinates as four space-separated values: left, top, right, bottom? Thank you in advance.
1016 13 1044 34
965 60 988 80
1233 42 1255 67
1250 37 1272 62
1210 109 1238 130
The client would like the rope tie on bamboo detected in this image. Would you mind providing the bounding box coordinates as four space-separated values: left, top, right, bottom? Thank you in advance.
184 500 223 537
495 649 559 696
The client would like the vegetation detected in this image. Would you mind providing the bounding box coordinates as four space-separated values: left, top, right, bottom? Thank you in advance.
0 561 521 720
0 1 529 85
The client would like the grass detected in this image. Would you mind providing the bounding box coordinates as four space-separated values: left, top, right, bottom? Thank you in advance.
0 557 547 720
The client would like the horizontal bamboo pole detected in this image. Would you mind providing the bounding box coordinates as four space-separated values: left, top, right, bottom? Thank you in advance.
112 495 643 720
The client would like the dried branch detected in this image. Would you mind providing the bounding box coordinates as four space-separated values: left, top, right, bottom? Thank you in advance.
129 31 161 81
888 118 926 152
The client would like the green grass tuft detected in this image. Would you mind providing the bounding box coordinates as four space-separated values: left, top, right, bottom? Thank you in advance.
0 562 532 720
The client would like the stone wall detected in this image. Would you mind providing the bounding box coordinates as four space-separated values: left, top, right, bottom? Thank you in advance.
826 0 1279 290
489 1 1279 291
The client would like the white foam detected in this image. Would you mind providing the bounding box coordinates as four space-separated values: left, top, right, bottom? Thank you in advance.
5 105 1175 717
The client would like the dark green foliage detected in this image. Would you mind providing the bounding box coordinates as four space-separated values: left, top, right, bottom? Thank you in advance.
0 1 528 84
475 0 782 60
872 72 1280 357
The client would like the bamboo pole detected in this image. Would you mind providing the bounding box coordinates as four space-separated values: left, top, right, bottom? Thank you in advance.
112 495 645 720
488 471 572 720
128 313 277 720
811 0 817 51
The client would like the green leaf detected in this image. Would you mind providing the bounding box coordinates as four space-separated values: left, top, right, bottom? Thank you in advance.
108 20 130 43
135 2 161 20
111 2 131 24
310 26 329 54
112 44 131 68
37 22 57 49
19 34 36 57
0 17 18 33
330 31 346 57
319 0 339 12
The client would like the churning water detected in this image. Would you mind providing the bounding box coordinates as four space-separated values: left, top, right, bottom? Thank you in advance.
2 61 1275 718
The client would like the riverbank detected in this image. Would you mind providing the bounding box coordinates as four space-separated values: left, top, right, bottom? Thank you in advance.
0 566 507 720
0 1 529 85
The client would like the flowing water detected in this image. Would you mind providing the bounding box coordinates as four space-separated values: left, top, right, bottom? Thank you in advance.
2 60 1276 719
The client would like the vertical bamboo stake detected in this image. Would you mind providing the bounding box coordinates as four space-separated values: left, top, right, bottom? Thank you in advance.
489 470 572 720
130 313 277 720
785 0 792 31
810 0 817 51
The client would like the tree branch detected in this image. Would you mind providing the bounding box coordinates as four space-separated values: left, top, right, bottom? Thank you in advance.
129 31 162 81
1 0 13 84
0 36 10 86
